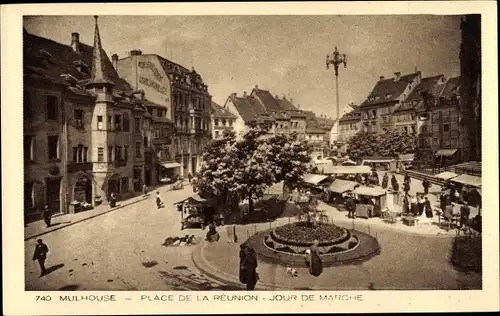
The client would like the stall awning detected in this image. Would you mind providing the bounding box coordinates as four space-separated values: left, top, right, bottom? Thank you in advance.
341 159 357 166
174 193 207 205
451 174 482 188
303 174 330 185
322 165 371 175
328 179 359 194
435 171 459 180
435 149 457 157
353 186 387 197
158 162 181 169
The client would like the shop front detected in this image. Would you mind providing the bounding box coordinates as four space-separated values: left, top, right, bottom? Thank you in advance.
156 161 181 183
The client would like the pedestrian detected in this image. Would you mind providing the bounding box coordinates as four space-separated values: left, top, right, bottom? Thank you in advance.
109 193 117 208
239 244 248 284
307 240 323 277
402 195 410 215
417 194 425 216
188 172 193 184
424 196 433 218
242 247 258 290
459 201 471 228
372 170 380 186
41 205 52 228
403 181 411 196
410 195 418 216
155 191 164 209
391 175 399 192
142 184 148 196
32 239 49 277
345 194 356 219
381 173 389 189
422 178 431 195
404 173 411 186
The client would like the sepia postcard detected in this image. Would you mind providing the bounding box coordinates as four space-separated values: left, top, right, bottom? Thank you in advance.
2 1 499 315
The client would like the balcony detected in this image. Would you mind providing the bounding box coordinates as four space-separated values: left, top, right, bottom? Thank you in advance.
67 162 92 173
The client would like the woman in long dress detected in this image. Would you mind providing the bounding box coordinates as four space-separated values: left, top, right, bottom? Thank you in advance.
242 247 258 290
308 240 323 277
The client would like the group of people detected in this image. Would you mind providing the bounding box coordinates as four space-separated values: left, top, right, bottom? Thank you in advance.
402 194 433 218
439 183 472 231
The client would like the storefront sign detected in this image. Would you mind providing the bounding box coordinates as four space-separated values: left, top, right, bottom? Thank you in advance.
139 76 169 96
138 61 164 81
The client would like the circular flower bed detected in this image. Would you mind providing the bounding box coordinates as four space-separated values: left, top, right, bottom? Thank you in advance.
271 222 351 247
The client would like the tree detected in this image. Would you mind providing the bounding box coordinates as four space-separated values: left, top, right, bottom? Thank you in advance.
197 130 240 207
264 132 312 198
346 131 380 162
377 128 417 157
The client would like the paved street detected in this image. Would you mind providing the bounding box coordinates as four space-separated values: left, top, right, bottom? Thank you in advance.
25 184 239 291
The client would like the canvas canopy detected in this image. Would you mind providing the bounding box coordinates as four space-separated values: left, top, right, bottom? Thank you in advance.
341 159 357 165
322 165 371 175
435 149 457 157
353 186 387 197
435 171 459 180
302 174 330 185
451 174 482 188
328 179 359 194
398 154 415 161
174 193 207 205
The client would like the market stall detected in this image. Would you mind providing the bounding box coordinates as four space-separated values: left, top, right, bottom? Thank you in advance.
322 165 371 176
435 171 459 181
301 173 333 200
450 174 482 188
353 186 388 218
326 179 360 204
175 194 223 230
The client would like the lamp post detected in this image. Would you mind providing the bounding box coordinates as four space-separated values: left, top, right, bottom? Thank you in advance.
326 46 347 153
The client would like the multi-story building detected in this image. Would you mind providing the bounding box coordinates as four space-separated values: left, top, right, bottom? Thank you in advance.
459 14 481 162
23 17 155 221
392 75 446 135
360 70 422 133
337 105 362 153
330 102 357 148
116 51 212 177
211 101 237 139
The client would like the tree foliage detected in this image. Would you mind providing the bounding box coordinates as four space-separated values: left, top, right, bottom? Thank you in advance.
377 128 417 157
346 132 380 161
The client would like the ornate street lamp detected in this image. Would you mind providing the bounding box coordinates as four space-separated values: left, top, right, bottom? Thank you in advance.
326 46 347 152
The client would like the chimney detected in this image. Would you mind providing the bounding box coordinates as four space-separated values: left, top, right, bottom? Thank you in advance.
243 91 247 97
297 104 301 109
231 93 237 98
283 94 287 100
414 66 418 73
275 94 279 99
394 72 401 82
111 54 119 70
290 98 293 104
71 32 80 53
129 50 142 56
379 76 385 81
255 85 259 90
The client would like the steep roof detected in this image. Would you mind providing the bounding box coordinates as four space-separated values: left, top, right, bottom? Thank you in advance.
360 72 420 107
306 125 327 134
24 30 131 92
252 88 283 112
211 101 237 119
86 16 114 87
440 76 460 98
339 106 361 122
229 95 266 123
405 75 444 101
275 97 298 111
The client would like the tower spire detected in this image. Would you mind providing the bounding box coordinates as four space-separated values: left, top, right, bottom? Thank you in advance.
87 15 114 87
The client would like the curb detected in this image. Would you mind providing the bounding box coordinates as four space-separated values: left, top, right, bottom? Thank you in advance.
24 196 148 241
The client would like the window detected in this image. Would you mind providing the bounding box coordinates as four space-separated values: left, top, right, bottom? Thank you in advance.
443 123 450 132
114 115 122 131
48 136 59 160
123 113 130 132
72 145 88 163
24 135 35 161
116 146 122 160
108 146 113 162
147 107 153 116
214 119 219 127
124 146 129 161
97 147 104 162
135 142 142 158
83 147 88 162
108 116 112 130
24 91 32 119
46 95 59 120
222 119 227 126
144 137 149 147
215 131 220 138
154 128 160 139
73 109 84 128
134 118 141 132
24 182 34 208
97 116 104 130
157 108 166 117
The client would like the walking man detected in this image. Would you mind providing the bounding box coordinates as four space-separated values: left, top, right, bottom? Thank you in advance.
345 194 356 219
142 183 148 197
156 191 164 209
391 175 399 192
32 239 49 277
188 172 193 184
42 205 52 228
422 178 431 195
404 173 411 186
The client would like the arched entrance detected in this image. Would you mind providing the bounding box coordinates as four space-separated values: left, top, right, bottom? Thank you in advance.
107 174 120 198
74 175 93 204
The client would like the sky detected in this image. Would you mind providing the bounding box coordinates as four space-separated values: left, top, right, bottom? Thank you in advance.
24 15 463 119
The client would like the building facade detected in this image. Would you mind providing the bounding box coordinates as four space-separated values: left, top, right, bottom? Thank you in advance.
23 17 156 221
337 105 361 154
116 51 211 177
211 101 237 139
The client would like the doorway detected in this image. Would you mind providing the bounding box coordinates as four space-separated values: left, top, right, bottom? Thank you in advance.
74 175 92 204
46 178 61 213
191 157 197 174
